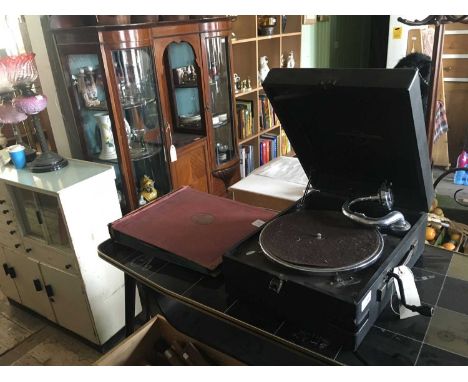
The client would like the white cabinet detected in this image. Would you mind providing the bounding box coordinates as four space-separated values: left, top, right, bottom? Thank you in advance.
0 159 134 346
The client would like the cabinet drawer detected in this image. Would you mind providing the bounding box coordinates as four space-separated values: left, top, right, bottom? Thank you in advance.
442 59 468 78
0 182 11 203
0 228 23 251
444 34 468 55
0 206 15 226
22 237 78 275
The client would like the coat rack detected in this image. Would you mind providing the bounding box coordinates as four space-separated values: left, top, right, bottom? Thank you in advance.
397 15 468 158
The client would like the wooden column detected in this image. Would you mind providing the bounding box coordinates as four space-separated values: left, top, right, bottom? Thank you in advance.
426 23 445 157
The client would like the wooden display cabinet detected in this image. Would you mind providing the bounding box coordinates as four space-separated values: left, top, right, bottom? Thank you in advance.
49 17 239 210
232 15 302 176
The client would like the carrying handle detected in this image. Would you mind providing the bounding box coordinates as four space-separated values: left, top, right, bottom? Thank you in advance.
33 279 43 292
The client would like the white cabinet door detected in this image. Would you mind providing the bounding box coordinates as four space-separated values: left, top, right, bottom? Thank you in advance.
5 249 56 322
39 263 97 343
0 247 21 303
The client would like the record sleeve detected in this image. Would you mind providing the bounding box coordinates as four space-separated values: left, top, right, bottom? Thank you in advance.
109 186 277 275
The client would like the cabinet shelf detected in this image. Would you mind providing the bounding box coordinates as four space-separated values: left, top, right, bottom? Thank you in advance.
174 83 198 89
235 87 261 98
232 16 302 176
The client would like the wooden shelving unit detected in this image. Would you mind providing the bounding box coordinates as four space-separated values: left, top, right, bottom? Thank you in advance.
232 15 302 174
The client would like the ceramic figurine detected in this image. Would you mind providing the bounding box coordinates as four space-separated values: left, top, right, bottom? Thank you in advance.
241 80 247 92
233 73 241 93
258 56 270 84
247 77 252 91
140 175 158 203
287 51 295 68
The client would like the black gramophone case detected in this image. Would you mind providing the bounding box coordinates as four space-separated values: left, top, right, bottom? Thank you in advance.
223 68 435 349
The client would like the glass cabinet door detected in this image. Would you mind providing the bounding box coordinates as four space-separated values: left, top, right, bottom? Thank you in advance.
10 187 71 252
204 36 236 166
165 42 206 145
111 47 171 207
10 187 43 240
66 54 125 203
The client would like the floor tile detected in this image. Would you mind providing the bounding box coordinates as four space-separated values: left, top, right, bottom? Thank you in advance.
416 344 468 366
375 302 431 342
275 321 342 359
336 326 421 366
0 315 32 356
412 267 445 306
0 306 46 334
437 277 468 315
414 245 453 275
447 253 468 282
10 326 101 366
424 307 468 358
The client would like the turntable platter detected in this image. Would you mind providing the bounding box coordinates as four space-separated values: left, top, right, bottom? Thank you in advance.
259 210 384 273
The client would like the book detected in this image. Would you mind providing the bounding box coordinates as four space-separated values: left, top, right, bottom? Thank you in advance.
236 99 254 139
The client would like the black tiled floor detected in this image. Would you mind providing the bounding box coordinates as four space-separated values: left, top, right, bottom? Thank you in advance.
412 267 445 306
375 303 431 342
416 344 468 366
414 246 453 275
336 327 422 366
437 276 468 316
275 321 342 359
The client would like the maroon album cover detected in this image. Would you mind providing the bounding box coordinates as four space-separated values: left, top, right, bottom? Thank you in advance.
110 187 277 272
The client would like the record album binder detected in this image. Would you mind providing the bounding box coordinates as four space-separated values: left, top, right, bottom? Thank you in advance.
109 186 277 275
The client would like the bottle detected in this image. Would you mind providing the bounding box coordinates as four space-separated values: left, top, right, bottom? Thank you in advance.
454 149 468 185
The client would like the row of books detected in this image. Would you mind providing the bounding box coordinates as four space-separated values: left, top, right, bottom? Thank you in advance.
236 100 254 140
260 133 279 166
239 145 255 178
280 129 292 156
239 132 293 178
259 94 279 131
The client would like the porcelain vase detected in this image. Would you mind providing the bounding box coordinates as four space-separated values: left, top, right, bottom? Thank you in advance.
95 113 117 160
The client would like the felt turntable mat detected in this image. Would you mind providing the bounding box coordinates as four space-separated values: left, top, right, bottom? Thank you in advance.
259 210 382 269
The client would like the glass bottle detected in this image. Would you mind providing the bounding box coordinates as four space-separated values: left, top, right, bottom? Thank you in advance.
454 149 468 185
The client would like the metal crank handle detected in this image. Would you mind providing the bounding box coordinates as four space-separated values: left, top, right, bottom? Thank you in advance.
388 272 434 317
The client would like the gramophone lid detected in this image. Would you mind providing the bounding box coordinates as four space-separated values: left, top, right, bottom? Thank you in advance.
262 68 434 212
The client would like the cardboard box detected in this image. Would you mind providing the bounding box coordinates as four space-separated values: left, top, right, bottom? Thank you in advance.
229 156 307 212
95 315 243 366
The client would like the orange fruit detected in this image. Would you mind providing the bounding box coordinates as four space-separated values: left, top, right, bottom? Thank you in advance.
426 227 437 241
433 208 444 217
450 233 461 242
442 242 456 251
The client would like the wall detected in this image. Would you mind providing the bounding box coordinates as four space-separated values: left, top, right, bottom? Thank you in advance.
386 15 427 68
23 16 72 158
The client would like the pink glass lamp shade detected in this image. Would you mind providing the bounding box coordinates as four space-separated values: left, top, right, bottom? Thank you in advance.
5 53 38 87
0 104 28 124
14 94 47 115
0 59 13 94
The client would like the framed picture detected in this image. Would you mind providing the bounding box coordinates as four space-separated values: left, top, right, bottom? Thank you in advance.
236 99 254 139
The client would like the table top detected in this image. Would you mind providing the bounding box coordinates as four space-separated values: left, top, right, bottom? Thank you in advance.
99 240 468 365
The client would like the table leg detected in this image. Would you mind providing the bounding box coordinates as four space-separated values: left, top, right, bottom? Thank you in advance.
124 274 136 336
